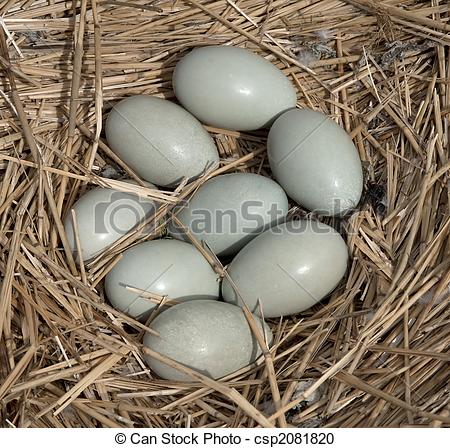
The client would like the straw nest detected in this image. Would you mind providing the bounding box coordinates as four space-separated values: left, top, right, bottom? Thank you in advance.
0 0 449 428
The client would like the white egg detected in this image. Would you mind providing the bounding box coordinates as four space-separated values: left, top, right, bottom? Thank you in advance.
168 173 289 256
222 220 348 317
65 183 158 262
105 95 219 187
173 46 297 131
268 108 363 216
143 300 272 381
105 239 220 321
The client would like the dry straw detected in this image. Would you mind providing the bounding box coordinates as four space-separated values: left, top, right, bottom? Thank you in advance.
0 0 449 428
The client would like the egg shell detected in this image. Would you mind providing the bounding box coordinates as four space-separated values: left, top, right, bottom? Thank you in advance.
105 239 220 321
143 300 272 381
268 108 363 216
105 95 219 186
173 46 297 131
222 220 348 317
168 173 289 256
65 184 158 262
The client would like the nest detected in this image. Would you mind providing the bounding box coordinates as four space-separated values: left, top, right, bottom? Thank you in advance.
1 0 450 428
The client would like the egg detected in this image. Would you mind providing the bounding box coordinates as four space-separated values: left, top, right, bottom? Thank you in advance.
105 239 220 321
105 95 219 187
173 46 297 131
268 108 363 216
169 173 289 256
65 183 158 262
143 300 272 381
222 220 348 317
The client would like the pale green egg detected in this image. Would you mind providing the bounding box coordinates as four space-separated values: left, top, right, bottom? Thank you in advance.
173 46 297 131
268 108 363 216
106 95 219 187
105 240 220 321
222 220 348 317
169 173 289 256
65 183 158 262
143 300 272 381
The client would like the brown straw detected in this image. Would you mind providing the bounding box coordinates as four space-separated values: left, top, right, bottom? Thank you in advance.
0 0 449 428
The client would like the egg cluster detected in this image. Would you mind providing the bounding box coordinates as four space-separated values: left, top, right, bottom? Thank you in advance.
64 46 363 382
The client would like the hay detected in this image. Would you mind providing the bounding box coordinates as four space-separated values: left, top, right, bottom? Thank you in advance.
0 0 449 428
